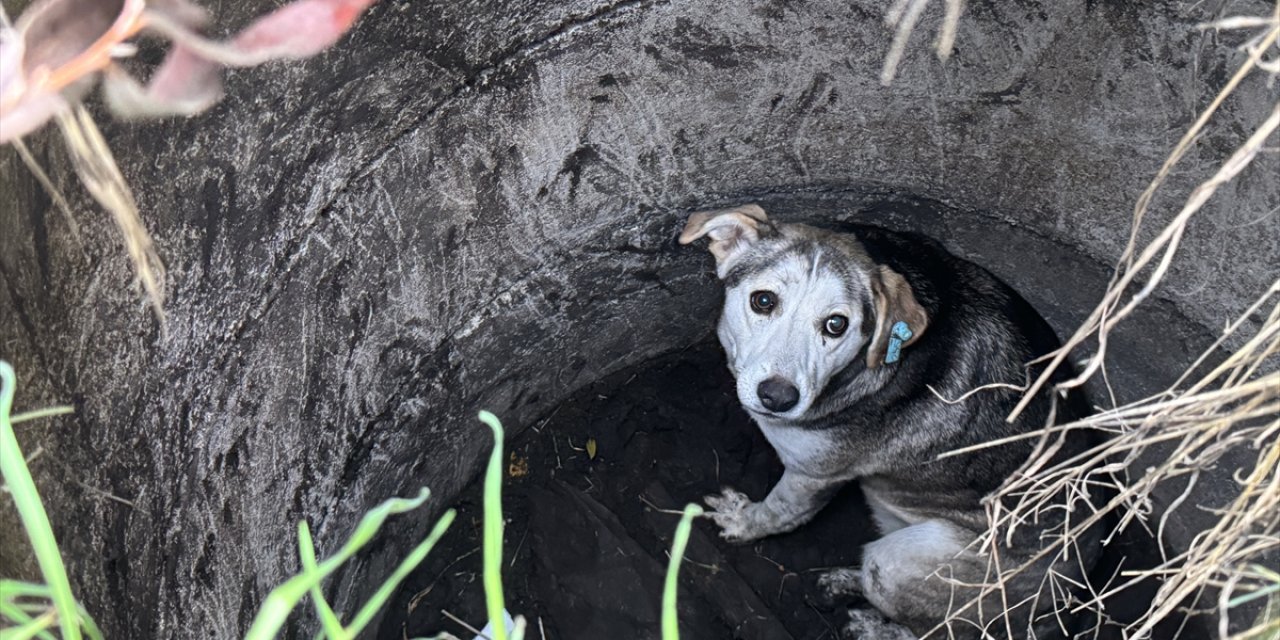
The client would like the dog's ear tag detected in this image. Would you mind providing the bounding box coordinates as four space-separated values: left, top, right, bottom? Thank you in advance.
884 321 914 364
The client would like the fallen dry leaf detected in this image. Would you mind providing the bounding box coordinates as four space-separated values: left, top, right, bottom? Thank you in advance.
508 452 529 479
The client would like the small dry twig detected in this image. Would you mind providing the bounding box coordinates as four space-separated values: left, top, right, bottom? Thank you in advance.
880 0 965 85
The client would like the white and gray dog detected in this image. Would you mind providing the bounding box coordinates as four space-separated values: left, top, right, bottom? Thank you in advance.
680 204 1103 639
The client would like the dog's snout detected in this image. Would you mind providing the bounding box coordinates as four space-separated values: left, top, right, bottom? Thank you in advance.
757 377 800 412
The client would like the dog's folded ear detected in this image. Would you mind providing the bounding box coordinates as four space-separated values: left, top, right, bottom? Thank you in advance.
678 203 770 278
867 265 929 368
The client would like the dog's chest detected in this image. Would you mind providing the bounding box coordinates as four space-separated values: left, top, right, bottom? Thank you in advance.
757 422 840 475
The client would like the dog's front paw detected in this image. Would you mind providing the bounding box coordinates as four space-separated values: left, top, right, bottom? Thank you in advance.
842 608 917 640
703 487 766 543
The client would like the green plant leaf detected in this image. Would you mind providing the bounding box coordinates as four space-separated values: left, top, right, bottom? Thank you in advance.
297 520 348 640
10 407 74 425
0 361 84 640
0 609 56 640
0 581 53 603
0 602 57 640
242 487 431 640
345 509 457 638
478 410 508 640
662 503 704 640
1230 581 1280 609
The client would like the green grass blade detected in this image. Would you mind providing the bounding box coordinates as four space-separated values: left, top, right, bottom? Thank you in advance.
0 581 96 640
75 601 103 640
297 521 348 640
10 407 74 425
329 489 433 562
1251 565 1280 583
0 362 82 640
477 411 508 640
1230 581 1280 608
344 509 457 637
0 603 57 640
661 504 704 640
0 609 56 640
0 581 52 603
243 488 432 640
243 569 317 638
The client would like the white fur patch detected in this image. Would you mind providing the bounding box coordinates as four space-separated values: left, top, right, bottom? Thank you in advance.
860 483 923 534
861 520 971 619
863 521 968 571
756 421 837 473
842 608 918 640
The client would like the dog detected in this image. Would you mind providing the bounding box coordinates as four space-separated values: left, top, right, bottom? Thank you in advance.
679 204 1103 639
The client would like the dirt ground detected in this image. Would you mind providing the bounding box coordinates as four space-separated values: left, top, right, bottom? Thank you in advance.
380 342 1166 640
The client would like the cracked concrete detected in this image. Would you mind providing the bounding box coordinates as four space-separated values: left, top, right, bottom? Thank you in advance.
1 0 1276 637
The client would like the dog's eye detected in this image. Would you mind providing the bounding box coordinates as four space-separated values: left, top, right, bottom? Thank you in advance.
823 314 849 337
749 290 777 314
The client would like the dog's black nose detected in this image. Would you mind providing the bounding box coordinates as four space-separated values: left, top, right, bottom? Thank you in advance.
757 377 799 412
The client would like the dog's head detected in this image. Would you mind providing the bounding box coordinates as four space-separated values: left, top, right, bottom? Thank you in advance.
680 204 928 420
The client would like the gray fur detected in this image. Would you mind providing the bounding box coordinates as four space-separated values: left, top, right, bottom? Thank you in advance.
680 206 1104 639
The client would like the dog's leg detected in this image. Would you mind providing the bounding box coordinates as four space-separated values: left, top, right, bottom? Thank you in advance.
818 482 907 604
858 519 991 640
704 469 842 542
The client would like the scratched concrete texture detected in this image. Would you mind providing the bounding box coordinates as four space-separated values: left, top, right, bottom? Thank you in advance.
0 0 1276 637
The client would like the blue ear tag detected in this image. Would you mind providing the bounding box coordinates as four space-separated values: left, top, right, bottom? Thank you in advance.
884 321 914 364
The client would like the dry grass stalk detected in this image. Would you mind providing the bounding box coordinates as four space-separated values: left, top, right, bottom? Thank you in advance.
926 282 1278 638
881 9 1280 639
881 0 965 85
11 137 83 245
52 104 166 324
1007 9 1280 423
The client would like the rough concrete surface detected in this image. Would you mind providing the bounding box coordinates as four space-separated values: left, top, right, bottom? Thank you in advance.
0 0 1276 637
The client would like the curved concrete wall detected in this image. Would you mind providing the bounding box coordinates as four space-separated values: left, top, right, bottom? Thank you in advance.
1 0 1275 636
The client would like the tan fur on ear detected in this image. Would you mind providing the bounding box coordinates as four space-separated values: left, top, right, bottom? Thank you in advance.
678 204 770 277
866 265 929 368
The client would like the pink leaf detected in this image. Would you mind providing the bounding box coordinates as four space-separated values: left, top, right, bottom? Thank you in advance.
2 0 376 136
231 0 377 63
15 0 125 77
144 45 223 110
102 47 222 119
0 87 67 143
144 0 377 68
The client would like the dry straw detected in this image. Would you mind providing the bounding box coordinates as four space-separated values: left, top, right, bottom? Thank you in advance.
52 104 167 325
887 3 1279 638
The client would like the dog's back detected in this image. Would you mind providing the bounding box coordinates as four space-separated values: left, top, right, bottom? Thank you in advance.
839 223 1094 497
836 224 1105 637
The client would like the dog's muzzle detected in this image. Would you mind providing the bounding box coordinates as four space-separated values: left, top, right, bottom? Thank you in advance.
757 376 800 413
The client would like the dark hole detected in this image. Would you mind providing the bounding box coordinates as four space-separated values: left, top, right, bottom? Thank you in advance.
380 341 1180 639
